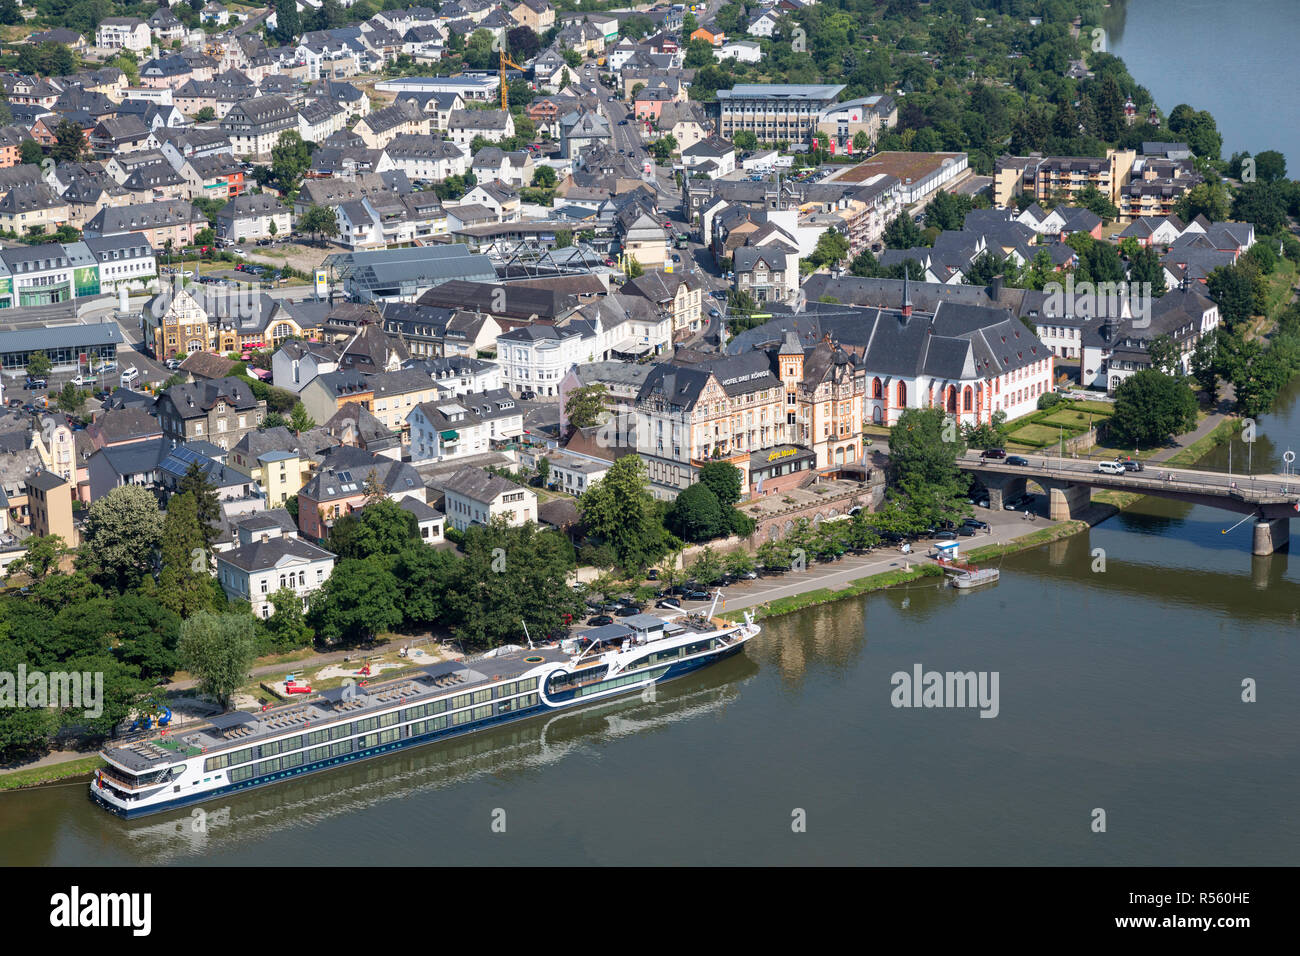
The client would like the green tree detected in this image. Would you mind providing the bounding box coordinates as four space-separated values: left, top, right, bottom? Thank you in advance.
263 587 313 651
883 214 924 250
328 497 419 560
19 139 43 167
564 383 608 429
50 120 86 164
445 518 581 647
178 461 220 555
1107 370 1198 447
808 229 850 270
9 534 67 580
79 485 165 591
667 482 724 542
308 557 403 644
298 204 338 241
1075 184 1120 223
289 402 316 433
157 492 216 618
274 0 301 44
177 611 258 708
853 131 871 153
391 545 459 629
26 351 51 379
733 130 758 151
195 106 216 122
577 455 666 571
698 461 742 508
531 165 557 188
271 131 310 193
1206 263 1258 330
1172 181 1230 223
625 255 644 278
55 382 88 414
1145 334 1182 375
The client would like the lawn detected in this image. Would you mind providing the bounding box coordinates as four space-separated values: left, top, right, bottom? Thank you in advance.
1039 409 1105 429
1063 400 1116 415
1006 423 1066 445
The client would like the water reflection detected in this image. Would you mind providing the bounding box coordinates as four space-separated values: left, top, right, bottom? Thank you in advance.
107 659 757 865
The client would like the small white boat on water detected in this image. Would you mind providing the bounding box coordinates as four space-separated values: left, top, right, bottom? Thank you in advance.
949 567 1000 589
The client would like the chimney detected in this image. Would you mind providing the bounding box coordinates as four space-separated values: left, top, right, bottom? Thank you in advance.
990 275 1004 300
901 270 912 321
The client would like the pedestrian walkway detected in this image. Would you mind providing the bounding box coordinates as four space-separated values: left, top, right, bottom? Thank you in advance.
1147 389 1236 464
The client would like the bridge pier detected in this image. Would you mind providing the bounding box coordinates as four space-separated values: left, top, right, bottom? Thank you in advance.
1253 517 1290 556
1049 483 1091 521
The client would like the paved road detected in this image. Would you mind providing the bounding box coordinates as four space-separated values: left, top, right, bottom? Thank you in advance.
961 449 1300 500
577 508 1052 626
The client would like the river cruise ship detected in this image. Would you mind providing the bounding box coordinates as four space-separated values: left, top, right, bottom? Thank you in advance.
92 601 758 818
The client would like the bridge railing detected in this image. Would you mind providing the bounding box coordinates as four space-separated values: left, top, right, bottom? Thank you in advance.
960 451 1300 499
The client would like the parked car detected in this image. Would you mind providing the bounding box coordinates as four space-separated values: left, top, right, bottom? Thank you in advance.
1006 455 1030 466
645 568 658 580
586 614 614 626
1004 495 1031 511
738 570 758 580
935 530 957 541
981 448 1007 459
23 378 46 390
519 390 536 400
70 375 89 386
5 398 20 408
956 525 977 537
101 361 117 372
618 119 628 125
684 589 710 601
655 598 681 610
615 605 642 617
963 518 989 531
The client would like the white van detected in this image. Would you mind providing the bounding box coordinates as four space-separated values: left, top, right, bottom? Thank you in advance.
1096 460 1125 475
120 367 140 388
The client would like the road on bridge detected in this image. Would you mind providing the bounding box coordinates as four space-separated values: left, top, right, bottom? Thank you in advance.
959 450 1300 505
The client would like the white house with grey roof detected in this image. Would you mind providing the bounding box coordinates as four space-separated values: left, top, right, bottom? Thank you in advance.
496 320 603 398
215 194 291 242
445 109 514 149
406 388 522 464
216 519 336 618
439 465 536 531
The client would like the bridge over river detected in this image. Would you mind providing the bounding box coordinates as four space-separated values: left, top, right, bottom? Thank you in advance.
959 451 1300 554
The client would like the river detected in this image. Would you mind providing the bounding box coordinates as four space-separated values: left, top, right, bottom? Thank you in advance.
4 4 1300 867
4 382 1300 865
1107 0 1300 168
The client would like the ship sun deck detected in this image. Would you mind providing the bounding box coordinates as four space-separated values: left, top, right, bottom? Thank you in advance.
101 612 750 777
102 647 573 774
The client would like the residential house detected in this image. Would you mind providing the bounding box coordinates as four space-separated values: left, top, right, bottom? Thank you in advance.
215 194 292 242
155 376 267 450
438 465 536 531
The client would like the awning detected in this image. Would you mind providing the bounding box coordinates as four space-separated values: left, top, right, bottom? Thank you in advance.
440 430 459 441
612 337 653 355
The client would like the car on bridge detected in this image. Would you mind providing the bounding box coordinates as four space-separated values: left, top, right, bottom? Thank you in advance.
1097 461 1126 474
1006 455 1030 466
1121 458 1144 472
981 448 1006 459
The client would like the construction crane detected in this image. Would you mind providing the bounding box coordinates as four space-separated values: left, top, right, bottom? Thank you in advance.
500 48 527 110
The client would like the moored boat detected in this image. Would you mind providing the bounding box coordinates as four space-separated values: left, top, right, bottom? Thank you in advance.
91 597 758 818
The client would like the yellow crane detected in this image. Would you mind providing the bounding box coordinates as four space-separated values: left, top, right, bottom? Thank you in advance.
500 48 527 110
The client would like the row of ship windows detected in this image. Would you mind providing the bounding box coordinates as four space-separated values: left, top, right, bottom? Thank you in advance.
204 679 539 771
223 697 544 782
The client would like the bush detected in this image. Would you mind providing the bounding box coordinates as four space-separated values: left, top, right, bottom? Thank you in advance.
1037 392 1065 410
